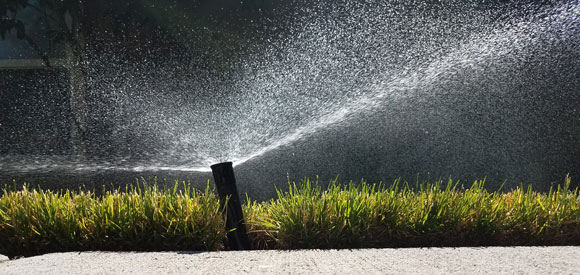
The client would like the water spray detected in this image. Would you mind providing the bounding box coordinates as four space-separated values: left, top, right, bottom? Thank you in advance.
210 162 251 250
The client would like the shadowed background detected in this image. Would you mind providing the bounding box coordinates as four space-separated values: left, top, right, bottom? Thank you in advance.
0 0 579 199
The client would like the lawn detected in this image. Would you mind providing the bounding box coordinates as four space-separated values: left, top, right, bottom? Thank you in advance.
1 176 579 258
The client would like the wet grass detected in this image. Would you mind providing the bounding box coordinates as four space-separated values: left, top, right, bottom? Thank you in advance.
0 176 579 258
0 182 226 258
245 176 580 249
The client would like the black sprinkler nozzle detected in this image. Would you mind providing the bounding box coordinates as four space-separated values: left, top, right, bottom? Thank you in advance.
210 162 251 250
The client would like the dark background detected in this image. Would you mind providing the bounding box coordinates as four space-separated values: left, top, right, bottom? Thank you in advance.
0 0 578 199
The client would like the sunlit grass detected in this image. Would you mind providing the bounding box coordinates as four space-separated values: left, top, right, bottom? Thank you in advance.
244 176 580 249
0 176 579 258
0 181 226 258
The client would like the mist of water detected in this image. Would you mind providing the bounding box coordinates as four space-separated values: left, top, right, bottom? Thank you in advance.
1 1 579 178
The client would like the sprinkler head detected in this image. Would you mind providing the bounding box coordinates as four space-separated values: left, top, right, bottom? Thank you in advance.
210 162 251 250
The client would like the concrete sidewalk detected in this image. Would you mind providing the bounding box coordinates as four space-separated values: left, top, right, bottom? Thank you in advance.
1 246 579 274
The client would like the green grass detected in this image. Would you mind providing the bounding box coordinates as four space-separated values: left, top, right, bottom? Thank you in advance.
1 176 579 258
245 176 580 249
0 182 226 258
